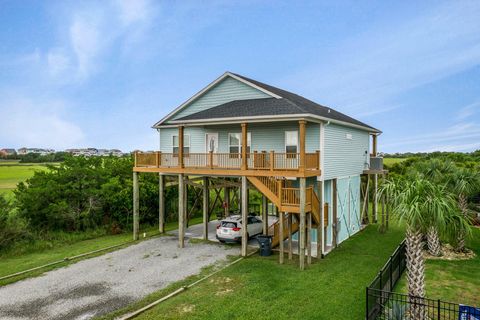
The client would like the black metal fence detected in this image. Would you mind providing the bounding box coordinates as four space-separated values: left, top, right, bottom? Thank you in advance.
366 239 480 319
367 288 480 319
369 239 407 293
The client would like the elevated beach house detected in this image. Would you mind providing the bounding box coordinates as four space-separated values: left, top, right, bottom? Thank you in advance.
133 72 383 269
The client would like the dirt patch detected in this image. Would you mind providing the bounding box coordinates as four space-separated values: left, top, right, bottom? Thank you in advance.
177 303 196 314
424 244 476 260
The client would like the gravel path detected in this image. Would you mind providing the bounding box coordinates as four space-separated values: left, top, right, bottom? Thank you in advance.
0 236 239 320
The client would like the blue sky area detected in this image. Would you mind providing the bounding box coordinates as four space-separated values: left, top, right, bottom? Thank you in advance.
1 1 479 153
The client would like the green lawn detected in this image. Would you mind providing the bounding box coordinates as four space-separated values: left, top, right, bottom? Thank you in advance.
396 227 480 306
102 225 404 320
0 161 51 198
0 217 202 286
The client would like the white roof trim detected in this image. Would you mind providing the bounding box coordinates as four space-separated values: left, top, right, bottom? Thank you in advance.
159 113 381 133
153 72 281 127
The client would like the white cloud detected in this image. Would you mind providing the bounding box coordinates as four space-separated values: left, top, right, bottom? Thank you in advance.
47 48 71 76
69 15 102 79
114 0 153 26
0 94 84 149
456 101 480 121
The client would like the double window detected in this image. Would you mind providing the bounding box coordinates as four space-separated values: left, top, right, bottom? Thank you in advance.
228 133 251 154
285 131 298 156
172 135 190 155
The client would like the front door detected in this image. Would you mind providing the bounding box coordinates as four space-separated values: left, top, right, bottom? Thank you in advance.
206 133 218 153
206 133 219 166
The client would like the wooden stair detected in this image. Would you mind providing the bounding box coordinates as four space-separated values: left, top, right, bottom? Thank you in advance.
269 215 299 247
247 176 321 225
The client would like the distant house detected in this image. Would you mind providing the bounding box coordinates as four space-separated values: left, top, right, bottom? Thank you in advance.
66 148 123 157
133 72 384 269
0 148 16 156
17 148 55 155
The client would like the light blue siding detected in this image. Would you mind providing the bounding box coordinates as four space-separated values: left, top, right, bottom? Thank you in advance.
323 123 370 180
172 77 271 120
324 179 333 245
335 175 361 244
159 127 206 153
306 123 320 153
159 121 320 154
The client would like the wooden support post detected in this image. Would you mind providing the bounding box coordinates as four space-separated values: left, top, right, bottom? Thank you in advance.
269 151 274 172
159 174 165 233
156 151 160 167
209 151 213 169
362 175 370 224
133 172 139 240
279 211 284 264
224 187 230 217
178 173 185 248
372 134 377 157
299 120 306 173
318 180 323 259
373 174 378 223
262 195 268 235
288 213 293 260
307 212 312 264
203 177 209 240
241 176 248 257
299 177 306 270
178 126 184 168
185 181 189 227
277 180 283 205
241 123 248 170
333 179 338 248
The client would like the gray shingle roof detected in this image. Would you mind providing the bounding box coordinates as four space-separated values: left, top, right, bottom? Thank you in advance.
172 73 380 132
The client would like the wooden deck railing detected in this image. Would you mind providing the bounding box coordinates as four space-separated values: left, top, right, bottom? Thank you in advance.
135 151 320 173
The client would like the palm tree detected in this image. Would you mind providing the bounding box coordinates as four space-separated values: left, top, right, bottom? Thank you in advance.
410 159 456 256
381 177 464 319
449 167 480 252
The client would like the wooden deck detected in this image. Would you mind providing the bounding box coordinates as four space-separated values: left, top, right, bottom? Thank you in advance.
133 151 321 177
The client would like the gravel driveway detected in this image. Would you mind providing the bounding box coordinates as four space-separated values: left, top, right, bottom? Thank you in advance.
0 236 239 320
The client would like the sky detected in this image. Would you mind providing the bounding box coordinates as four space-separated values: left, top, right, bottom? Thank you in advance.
0 1 479 153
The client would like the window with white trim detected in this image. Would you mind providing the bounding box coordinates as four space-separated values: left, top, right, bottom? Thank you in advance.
228 133 251 155
285 131 298 154
173 134 190 155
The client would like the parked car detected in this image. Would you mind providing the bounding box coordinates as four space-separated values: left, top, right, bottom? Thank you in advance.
216 215 263 243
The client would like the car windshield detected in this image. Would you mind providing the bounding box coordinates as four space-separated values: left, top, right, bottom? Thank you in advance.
221 221 237 228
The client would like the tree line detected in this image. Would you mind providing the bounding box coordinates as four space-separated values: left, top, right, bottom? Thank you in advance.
1 152 69 163
0 156 196 252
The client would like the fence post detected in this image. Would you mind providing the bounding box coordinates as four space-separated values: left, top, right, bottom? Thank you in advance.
389 256 393 291
378 271 382 291
209 151 213 169
437 299 440 320
366 287 369 320
270 151 274 172
277 180 283 205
